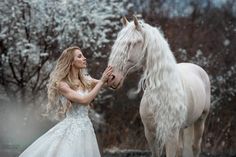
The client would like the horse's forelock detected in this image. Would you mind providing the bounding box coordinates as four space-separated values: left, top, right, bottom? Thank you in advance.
109 22 145 70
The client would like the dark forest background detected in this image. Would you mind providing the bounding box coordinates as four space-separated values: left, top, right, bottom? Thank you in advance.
0 0 235 156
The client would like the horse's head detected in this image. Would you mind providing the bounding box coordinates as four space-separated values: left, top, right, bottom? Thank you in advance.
108 16 146 89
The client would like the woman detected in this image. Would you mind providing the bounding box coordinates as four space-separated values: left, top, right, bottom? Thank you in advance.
19 46 112 157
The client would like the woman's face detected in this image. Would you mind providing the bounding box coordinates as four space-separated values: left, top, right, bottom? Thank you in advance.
72 49 87 69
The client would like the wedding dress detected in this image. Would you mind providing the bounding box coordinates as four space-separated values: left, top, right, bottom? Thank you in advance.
19 90 101 157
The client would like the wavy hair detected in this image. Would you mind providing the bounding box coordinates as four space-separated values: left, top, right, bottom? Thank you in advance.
140 24 187 154
46 46 95 120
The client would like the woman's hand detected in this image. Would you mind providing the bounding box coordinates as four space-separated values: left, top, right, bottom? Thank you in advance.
100 65 113 83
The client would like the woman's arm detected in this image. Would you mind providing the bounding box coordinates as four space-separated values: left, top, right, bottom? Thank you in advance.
91 78 100 84
86 73 108 87
87 77 99 85
57 80 104 105
91 78 110 87
58 66 112 105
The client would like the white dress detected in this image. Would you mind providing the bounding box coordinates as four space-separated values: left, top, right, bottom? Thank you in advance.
19 91 101 157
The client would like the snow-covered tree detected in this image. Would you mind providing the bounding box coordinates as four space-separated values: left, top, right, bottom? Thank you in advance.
0 0 129 105
128 0 236 18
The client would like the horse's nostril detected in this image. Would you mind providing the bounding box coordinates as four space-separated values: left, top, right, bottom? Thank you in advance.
111 75 115 80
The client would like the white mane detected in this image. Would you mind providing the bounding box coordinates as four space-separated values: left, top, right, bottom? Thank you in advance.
140 23 187 152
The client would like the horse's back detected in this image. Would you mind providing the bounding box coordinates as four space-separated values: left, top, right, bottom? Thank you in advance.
177 63 211 126
177 63 210 92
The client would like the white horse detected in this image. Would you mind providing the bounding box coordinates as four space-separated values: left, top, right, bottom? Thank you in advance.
107 16 211 157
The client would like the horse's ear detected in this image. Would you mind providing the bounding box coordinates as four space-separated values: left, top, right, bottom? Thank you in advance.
121 16 129 27
133 15 141 30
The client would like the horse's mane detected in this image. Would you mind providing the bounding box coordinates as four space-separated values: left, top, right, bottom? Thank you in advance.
140 23 187 152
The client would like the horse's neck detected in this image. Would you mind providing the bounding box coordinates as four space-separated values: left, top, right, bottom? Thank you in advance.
144 30 187 110
144 36 181 91
141 27 187 141
143 37 187 123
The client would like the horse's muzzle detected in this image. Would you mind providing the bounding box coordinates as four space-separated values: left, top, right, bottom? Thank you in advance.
107 71 124 90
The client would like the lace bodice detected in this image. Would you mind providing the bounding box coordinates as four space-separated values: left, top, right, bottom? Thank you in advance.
58 90 93 131
66 104 89 119
59 90 89 118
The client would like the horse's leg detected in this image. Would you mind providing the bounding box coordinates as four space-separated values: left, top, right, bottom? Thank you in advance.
177 129 184 157
183 125 194 157
192 110 209 157
165 130 179 157
144 127 158 157
140 97 160 156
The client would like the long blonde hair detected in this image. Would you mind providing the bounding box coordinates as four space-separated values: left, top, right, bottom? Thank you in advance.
46 46 95 120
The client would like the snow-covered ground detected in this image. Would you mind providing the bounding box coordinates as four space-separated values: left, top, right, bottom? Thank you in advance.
0 146 234 157
103 149 233 157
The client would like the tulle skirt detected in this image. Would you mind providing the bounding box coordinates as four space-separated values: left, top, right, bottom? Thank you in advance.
19 116 101 157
